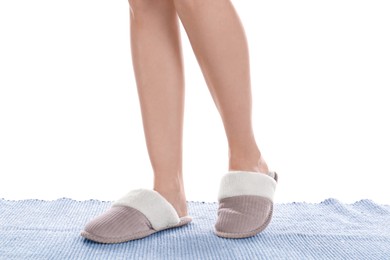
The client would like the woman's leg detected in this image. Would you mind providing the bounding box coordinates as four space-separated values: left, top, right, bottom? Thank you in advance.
128 0 187 217
173 0 269 173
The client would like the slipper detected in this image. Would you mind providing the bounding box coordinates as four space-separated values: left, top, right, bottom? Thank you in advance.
214 170 278 239
80 189 192 244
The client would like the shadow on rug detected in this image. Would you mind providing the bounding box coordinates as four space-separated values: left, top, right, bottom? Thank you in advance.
0 198 389 260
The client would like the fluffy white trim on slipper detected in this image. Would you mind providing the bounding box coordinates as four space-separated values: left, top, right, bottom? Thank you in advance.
217 171 277 202
112 189 180 231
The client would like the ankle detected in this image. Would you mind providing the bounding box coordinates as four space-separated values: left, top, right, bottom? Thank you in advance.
153 171 184 191
228 148 269 173
153 183 184 196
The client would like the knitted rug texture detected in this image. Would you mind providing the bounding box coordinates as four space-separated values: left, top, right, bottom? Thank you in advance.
0 198 389 260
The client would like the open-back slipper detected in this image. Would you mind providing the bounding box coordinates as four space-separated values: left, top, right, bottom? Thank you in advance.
80 189 192 244
214 170 278 239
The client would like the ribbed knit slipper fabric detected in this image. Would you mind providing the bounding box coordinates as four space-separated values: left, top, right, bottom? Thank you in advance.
80 189 192 244
214 170 278 239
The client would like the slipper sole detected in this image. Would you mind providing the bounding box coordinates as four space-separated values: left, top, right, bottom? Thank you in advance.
81 216 192 244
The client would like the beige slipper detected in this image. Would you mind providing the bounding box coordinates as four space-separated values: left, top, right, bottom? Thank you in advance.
214 171 278 239
81 189 192 244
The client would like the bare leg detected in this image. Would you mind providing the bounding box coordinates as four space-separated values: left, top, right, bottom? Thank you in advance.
128 0 188 217
173 0 269 173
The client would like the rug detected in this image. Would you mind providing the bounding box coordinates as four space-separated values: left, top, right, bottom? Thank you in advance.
0 198 389 260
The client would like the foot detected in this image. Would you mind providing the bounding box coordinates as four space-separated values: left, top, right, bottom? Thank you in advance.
81 188 192 243
153 185 189 218
214 171 277 239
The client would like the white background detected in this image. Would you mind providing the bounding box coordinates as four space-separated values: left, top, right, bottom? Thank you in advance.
1 0 389 204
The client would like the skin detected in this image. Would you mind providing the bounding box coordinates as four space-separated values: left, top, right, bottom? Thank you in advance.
128 0 269 217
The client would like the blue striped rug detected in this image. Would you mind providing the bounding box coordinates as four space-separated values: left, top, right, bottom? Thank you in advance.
0 198 389 259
